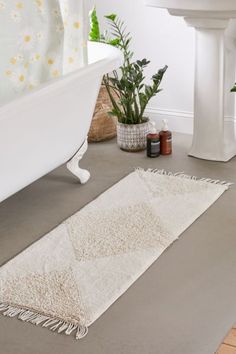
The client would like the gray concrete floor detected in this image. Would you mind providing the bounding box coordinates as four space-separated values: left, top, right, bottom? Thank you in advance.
0 133 236 354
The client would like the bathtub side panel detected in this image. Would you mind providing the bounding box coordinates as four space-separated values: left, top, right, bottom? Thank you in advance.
0 73 102 202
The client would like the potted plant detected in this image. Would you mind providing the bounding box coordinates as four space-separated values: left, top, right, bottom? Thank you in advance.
104 14 167 151
89 10 168 151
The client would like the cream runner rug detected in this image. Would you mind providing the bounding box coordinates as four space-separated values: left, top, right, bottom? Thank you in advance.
0 169 231 340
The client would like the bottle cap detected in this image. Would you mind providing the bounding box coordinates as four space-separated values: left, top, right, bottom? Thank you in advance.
162 119 169 132
149 121 157 134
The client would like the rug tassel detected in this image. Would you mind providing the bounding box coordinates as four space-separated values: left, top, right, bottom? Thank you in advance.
58 322 68 333
42 318 58 328
136 168 233 188
0 302 88 340
76 325 89 339
66 323 78 335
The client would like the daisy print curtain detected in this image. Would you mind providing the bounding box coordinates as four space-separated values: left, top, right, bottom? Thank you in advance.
0 0 88 105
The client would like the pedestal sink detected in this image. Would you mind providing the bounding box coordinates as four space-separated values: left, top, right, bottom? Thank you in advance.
146 0 236 161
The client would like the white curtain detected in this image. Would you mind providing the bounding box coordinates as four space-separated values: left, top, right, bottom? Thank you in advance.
0 0 88 105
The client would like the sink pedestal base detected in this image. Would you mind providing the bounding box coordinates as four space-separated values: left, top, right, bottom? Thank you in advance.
185 17 236 162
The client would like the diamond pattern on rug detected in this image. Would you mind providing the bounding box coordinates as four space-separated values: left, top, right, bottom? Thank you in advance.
64 202 171 262
1 269 86 324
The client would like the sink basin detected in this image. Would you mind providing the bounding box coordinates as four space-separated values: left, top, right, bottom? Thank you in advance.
145 0 236 18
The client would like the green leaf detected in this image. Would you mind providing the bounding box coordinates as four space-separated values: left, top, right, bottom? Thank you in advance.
105 14 117 21
89 7 101 42
108 38 121 46
231 84 236 92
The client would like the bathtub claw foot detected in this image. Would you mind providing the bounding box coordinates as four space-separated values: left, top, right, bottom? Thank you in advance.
67 139 90 184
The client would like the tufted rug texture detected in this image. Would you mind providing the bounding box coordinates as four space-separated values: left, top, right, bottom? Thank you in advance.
0 169 231 340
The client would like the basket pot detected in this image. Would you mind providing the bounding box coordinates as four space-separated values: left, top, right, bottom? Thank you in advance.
88 86 117 143
117 120 150 152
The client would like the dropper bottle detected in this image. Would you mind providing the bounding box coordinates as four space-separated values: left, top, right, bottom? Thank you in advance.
147 121 160 158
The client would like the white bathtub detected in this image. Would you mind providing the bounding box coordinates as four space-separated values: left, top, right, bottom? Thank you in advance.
0 42 122 203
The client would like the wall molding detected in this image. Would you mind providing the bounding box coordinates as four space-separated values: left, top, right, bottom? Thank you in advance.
145 107 194 134
146 107 236 135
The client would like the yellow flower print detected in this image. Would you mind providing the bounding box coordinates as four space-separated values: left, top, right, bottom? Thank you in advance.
35 53 41 61
19 29 35 51
9 54 24 65
0 1 6 10
30 53 41 63
10 10 22 23
5 70 12 77
64 49 81 73
28 76 39 90
8 67 28 90
46 52 60 68
35 0 45 14
47 58 54 65
19 74 25 82
35 0 43 8
16 2 24 10
68 56 74 64
51 69 60 78
10 57 17 65
70 15 81 30
73 21 80 30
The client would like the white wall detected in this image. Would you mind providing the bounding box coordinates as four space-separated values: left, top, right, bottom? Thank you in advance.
87 0 195 133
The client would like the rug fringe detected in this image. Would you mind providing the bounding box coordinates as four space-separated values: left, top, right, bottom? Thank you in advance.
0 302 88 340
136 168 233 188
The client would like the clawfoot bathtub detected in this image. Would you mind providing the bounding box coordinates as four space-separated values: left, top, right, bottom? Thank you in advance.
0 42 122 203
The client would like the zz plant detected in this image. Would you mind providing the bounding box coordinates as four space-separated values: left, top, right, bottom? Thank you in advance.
89 9 168 125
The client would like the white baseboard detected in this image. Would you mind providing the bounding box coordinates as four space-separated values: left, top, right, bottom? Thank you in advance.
145 107 236 135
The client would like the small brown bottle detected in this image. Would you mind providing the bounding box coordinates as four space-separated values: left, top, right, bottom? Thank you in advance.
160 119 172 155
147 121 160 158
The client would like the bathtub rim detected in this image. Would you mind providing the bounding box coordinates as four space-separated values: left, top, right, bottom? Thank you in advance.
0 42 123 120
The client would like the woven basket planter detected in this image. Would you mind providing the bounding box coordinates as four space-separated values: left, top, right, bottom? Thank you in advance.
88 86 117 143
117 120 150 152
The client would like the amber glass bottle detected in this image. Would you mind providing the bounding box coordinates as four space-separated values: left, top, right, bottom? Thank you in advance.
159 119 172 155
147 122 160 158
